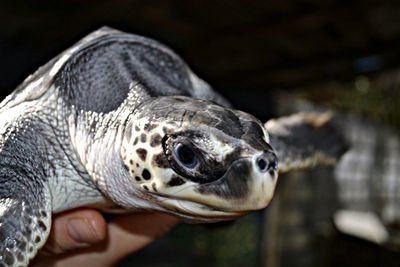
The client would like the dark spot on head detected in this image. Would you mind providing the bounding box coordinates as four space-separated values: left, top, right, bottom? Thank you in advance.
150 133 162 147
142 169 151 180
130 170 135 175
136 148 147 161
40 210 47 218
167 176 186 186
133 137 139 145
35 236 41 243
123 163 129 171
140 133 147 143
38 220 47 231
135 126 140 131
152 182 158 192
29 246 33 252
129 159 134 165
152 153 170 168
144 123 158 132
17 240 27 250
135 176 141 181
143 185 149 191
136 163 139 167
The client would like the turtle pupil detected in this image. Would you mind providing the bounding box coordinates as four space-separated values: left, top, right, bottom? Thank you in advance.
175 143 197 168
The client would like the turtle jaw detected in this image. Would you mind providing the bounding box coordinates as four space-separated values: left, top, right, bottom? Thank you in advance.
153 156 279 222
155 197 249 222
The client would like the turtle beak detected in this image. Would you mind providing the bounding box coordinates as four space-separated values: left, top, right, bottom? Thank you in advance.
194 150 278 212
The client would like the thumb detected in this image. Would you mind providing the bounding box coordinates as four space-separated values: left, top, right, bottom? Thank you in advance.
41 209 107 255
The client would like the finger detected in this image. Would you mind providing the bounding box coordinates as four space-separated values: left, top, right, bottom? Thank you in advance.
41 209 107 255
37 212 179 267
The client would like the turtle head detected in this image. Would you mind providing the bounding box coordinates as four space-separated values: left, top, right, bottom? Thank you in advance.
122 96 278 221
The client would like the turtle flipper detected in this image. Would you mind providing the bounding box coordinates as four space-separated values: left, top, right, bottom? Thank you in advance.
265 112 348 173
0 180 51 266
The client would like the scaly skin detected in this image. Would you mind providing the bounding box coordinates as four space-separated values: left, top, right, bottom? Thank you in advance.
0 74 107 266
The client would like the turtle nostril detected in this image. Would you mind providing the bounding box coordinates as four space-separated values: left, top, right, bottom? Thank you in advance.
256 151 278 173
269 158 278 171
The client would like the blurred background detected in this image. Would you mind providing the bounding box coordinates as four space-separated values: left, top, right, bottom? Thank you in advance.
1 1 400 266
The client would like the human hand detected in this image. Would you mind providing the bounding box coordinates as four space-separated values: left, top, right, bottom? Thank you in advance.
31 209 180 267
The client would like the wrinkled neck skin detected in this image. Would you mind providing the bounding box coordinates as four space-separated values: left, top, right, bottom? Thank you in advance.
68 92 156 212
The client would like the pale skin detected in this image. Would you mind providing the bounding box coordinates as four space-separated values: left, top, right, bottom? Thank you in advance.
31 210 180 267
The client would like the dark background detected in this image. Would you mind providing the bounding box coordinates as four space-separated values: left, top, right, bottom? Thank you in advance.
2 0 400 121
1 1 400 266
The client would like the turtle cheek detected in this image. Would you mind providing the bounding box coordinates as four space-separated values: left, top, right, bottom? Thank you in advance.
193 157 278 212
195 158 252 200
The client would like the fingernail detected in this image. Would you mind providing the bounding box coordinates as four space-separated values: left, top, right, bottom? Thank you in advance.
67 218 98 244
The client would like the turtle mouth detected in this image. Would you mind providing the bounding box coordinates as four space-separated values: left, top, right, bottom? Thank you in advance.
155 196 249 222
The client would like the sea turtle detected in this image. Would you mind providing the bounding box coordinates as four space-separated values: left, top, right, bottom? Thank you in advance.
0 27 346 266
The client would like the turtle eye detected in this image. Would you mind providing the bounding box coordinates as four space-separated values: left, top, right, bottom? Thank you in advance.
173 143 198 169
